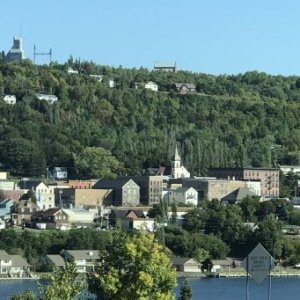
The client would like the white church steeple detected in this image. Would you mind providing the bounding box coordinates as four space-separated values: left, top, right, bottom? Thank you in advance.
171 144 190 179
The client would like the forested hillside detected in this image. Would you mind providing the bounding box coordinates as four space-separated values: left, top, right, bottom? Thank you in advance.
1 59 300 178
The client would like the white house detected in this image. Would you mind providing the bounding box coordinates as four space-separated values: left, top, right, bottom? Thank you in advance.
67 67 78 74
109 79 115 88
62 208 96 226
0 250 31 278
89 74 103 82
36 94 58 104
62 250 100 273
144 81 158 92
18 180 55 210
0 219 5 230
172 187 198 206
3 95 16 105
280 165 300 176
52 167 68 180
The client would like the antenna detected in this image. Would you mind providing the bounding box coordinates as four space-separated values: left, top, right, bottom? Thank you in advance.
33 44 52 64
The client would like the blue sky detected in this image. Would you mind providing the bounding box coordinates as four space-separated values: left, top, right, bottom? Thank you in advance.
1 0 300 75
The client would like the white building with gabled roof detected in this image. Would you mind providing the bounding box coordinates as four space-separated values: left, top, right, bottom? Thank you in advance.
171 145 190 179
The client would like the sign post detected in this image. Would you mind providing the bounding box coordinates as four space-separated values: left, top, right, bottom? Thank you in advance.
241 243 276 300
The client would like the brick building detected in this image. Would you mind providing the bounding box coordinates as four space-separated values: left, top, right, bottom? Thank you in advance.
208 168 280 198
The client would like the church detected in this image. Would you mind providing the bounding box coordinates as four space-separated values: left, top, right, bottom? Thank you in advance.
171 145 190 179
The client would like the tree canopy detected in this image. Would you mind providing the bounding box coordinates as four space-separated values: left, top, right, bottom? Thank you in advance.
88 230 177 300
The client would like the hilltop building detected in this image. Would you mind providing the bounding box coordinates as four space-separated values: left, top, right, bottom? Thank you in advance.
154 62 177 73
5 37 26 63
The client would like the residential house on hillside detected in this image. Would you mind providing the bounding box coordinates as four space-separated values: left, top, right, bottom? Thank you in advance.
89 74 103 82
174 83 196 94
154 62 177 73
61 250 100 273
30 208 69 230
110 209 154 232
108 79 115 88
144 81 158 92
172 257 202 273
51 167 68 180
18 180 55 210
0 250 31 278
13 199 39 226
45 255 65 270
36 94 58 104
280 165 300 176
3 95 16 105
93 179 140 206
67 67 78 74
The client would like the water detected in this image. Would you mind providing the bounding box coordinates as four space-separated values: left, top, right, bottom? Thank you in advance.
175 277 300 300
1 277 300 299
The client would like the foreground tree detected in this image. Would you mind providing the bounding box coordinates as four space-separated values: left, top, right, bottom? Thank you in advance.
88 230 177 300
179 278 192 300
10 291 35 300
39 260 85 300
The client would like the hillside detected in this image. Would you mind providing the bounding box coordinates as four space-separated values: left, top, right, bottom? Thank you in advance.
1 59 300 178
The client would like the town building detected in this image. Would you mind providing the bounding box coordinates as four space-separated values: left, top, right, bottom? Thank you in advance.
172 146 190 179
154 62 177 73
0 199 14 219
221 188 257 204
0 173 7 180
54 188 112 208
18 180 55 210
30 208 69 230
93 179 140 206
208 167 280 198
122 176 163 206
167 186 198 206
5 37 26 63
109 209 154 232
174 83 196 94
3 95 16 105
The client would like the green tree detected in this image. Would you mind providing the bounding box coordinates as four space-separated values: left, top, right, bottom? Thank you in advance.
88 230 177 300
39 260 85 300
179 278 192 300
74 146 123 179
10 291 35 300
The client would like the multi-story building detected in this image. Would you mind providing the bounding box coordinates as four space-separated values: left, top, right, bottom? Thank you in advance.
18 180 55 210
93 179 140 206
208 167 280 198
54 188 112 208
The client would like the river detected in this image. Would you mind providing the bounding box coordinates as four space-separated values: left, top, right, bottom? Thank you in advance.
1 277 300 299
